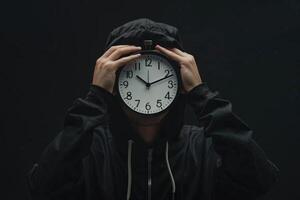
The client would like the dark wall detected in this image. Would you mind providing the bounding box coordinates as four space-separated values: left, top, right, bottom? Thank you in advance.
1 0 299 199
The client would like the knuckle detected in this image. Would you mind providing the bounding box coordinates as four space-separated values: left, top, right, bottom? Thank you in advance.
188 54 194 59
96 58 105 66
104 61 115 71
110 46 118 51
186 55 194 63
97 60 107 68
182 58 189 64
114 48 122 56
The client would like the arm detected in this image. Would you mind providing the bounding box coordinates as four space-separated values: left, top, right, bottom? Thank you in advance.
27 45 142 199
155 44 279 199
186 82 280 199
27 84 113 199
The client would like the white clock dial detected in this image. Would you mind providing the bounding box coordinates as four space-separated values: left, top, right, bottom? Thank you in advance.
118 54 178 115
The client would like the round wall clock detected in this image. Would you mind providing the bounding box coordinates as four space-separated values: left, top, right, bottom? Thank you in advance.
116 40 181 116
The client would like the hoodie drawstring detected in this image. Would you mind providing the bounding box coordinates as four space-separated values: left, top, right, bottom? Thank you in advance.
165 141 176 200
127 139 134 200
126 140 176 200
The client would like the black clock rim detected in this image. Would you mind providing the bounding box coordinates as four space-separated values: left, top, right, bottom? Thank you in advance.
115 50 182 117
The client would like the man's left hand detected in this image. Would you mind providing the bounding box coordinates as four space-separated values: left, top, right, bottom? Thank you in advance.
155 44 203 93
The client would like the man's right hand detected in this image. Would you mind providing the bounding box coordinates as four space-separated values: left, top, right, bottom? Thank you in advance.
92 45 141 94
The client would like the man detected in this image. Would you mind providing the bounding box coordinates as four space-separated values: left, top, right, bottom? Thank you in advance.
27 18 279 200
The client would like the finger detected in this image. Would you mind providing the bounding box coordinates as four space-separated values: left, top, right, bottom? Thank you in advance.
169 47 186 56
99 45 129 58
155 45 182 62
112 53 141 70
108 46 142 61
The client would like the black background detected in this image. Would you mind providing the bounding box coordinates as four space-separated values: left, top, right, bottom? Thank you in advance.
1 0 299 199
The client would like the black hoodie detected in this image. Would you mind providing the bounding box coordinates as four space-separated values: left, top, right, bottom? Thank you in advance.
27 18 279 200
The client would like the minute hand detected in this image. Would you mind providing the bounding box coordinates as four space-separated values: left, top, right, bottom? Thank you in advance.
149 74 174 86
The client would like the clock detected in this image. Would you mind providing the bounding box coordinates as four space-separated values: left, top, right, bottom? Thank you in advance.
115 41 181 116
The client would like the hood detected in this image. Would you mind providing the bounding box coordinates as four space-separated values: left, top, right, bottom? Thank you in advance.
106 18 187 148
104 18 184 52
105 18 187 200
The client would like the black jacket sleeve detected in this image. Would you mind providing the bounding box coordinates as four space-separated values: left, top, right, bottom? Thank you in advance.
186 82 279 200
27 84 114 199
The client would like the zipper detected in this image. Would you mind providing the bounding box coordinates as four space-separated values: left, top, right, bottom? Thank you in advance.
147 148 153 200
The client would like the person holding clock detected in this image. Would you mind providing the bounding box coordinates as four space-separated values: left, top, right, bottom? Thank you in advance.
27 18 279 200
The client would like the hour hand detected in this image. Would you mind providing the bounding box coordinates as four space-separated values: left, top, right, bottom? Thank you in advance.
136 75 150 87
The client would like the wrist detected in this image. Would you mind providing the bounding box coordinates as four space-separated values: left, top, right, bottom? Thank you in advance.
85 84 115 106
187 82 209 96
186 82 219 104
92 81 113 94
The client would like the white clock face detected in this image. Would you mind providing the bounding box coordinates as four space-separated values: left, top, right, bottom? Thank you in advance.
118 54 179 115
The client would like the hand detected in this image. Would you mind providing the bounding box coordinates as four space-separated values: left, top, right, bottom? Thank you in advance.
155 44 203 93
92 45 141 94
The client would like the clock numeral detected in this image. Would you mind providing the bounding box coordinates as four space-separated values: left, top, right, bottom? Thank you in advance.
165 69 170 76
164 91 172 100
145 102 151 110
126 70 133 78
125 91 132 100
120 80 129 88
168 80 174 88
156 99 162 108
134 62 141 70
135 99 140 107
145 57 152 67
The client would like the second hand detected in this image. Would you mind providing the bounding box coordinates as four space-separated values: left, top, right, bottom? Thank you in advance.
147 70 150 89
